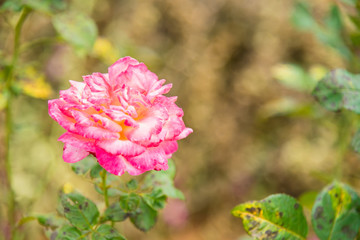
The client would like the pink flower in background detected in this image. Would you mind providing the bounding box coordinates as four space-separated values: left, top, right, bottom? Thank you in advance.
48 57 192 176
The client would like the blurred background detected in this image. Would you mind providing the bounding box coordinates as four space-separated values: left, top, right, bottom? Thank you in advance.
1 0 359 239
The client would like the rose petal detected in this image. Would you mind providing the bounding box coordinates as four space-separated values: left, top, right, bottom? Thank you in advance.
96 139 145 156
58 132 95 152
63 143 89 163
48 100 76 132
95 147 143 176
91 114 122 132
75 125 119 140
108 56 139 87
175 128 193 140
127 146 167 172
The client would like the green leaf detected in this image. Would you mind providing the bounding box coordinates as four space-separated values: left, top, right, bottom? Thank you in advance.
129 198 157 232
142 189 167 210
272 64 316 92
143 159 184 200
103 202 128 222
298 191 318 210
70 156 97 175
232 194 308 240
61 192 99 230
52 225 82 240
292 2 317 30
23 0 65 13
1 0 23 11
126 179 138 190
119 193 141 213
90 164 103 178
1 0 66 12
312 69 360 113
92 224 126 240
165 158 177 179
292 3 351 60
325 6 343 33
311 181 360 240
52 12 98 56
37 214 66 229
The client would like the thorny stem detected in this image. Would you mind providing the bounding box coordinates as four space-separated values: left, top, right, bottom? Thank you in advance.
2 7 31 240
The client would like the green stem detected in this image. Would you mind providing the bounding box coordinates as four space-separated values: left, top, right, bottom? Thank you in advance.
3 7 31 240
100 170 109 208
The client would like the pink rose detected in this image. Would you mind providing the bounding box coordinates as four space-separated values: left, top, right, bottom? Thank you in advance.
49 57 192 176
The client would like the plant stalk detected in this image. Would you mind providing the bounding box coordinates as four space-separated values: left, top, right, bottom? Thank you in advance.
100 170 109 208
2 7 31 240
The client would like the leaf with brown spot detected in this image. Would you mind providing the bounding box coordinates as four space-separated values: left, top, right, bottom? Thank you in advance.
311 181 360 240
232 194 308 240
312 69 360 113
61 192 99 231
91 224 126 240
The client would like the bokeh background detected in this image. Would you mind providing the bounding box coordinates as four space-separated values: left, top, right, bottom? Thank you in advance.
1 0 360 239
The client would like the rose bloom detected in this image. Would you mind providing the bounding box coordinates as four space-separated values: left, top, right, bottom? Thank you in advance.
48 57 192 176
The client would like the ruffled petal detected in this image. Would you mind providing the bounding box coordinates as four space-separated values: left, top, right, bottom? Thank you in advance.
159 141 178 155
58 132 95 152
175 128 193 140
96 139 145 156
63 143 89 163
95 147 143 176
75 125 119 140
147 83 172 99
91 114 123 132
126 106 167 141
127 146 167 172
124 63 158 93
108 57 139 88
48 99 76 132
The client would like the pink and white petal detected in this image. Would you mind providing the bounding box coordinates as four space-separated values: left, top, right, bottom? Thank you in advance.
75 125 119 140
125 64 158 93
96 139 145 157
69 80 86 92
175 128 193 140
108 57 139 87
126 106 168 141
154 96 184 117
59 81 88 104
91 114 122 132
149 79 166 92
104 110 139 127
83 73 110 92
95 147 125 175
147 83 172 99
71 110 94 127
164 117 186 140
126 115 163 141
159 141 178 155
87 94 110 105
58 132 95 152
127 147 168 172
48 100 76 132
95 147 143 176
63 143 89 163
